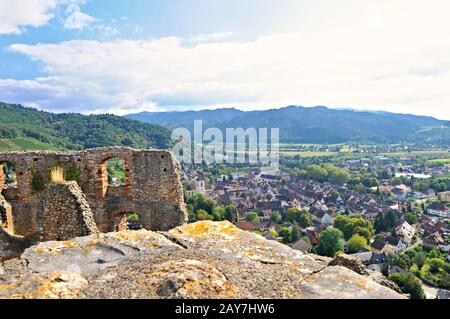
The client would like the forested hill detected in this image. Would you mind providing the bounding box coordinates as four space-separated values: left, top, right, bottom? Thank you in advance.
126 106 450 146
0 102 171 151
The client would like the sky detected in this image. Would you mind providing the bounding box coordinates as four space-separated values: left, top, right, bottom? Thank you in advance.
0 0 449 120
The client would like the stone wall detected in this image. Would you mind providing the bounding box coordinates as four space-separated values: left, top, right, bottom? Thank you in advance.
0 228 32 262
38 182 99 241
0 147 187 239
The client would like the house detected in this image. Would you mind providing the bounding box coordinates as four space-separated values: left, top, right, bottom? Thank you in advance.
350 250 388 273
423 232 445 250
186 178 207 196
396 221 415 245
309 207 333 226
438 191 450 202
372 236 407 253
368 253 388 273
235 221 261 232
291 239 312 253
427 203 450 218
371 239 387 253
259 174 282 182
391 184 411 200
321 213 333 227
370 253 388 265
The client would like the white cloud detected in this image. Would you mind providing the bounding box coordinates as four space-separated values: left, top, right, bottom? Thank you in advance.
64 3 95 30
187 32 236 44
0 0 60 34
5 0 450 119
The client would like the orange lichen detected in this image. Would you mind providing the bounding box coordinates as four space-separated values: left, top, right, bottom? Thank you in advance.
85 241 97 248
64 241 79 249
176 221 239 237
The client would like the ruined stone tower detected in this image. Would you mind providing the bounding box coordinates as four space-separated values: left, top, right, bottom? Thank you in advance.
0 147 187 248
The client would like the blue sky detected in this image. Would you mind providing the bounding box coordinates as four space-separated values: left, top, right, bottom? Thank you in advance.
1 0 450 119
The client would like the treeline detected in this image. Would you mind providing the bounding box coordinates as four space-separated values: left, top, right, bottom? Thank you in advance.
0 102 171 150
392 175 450 193
185 193 237 222
394 246 450 289
290 164 351 185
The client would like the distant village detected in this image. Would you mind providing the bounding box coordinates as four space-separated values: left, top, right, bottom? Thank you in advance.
182 155 450 298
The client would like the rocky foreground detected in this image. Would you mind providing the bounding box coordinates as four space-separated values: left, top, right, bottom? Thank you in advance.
0 221 405 299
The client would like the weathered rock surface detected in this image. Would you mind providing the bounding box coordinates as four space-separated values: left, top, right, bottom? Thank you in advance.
0 221 406 299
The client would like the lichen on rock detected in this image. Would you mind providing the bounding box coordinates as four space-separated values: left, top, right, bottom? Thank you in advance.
0 221 406 299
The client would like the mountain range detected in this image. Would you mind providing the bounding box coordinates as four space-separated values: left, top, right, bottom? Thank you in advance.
1 102 449 152
126 106 450 145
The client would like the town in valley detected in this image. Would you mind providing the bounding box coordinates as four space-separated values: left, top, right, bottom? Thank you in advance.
178 144 450 299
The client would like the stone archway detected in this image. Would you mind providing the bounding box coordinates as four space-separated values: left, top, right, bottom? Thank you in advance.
112 212 143 232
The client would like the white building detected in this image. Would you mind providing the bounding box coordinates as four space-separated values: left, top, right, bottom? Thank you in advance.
396 221 415 245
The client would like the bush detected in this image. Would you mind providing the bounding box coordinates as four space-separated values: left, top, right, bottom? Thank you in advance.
245 212 260 223
30 170 48 192
389 273 425 299
347 234 369 253
334 215 374 241
196 209 214 221
316 228 345 257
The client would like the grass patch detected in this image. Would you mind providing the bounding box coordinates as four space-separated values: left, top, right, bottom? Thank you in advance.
0 138 61 152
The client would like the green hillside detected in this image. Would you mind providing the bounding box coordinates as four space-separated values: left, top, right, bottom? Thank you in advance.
0 137 60 152
0 102 171 151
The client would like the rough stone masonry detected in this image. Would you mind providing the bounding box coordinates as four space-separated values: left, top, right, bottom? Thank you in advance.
0 147 187 259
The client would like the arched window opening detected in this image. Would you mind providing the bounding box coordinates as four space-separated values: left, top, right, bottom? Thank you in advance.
101 157 127 197
106 158 126 186
1 162 17 191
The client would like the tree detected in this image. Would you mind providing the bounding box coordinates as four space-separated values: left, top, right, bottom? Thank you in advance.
246 212 260 223
290 224 301 243
285 208 312 228
334 215 374 241
224 204 237 223
394 254 411 270
412 252 428 269
428 258 445 273
347 235 370 253
362 177 379 188
307 165 328 182
196 209 214 221
404 212 419 225
384 210 397 230
297 210 313 228
285 208 299 223
270 211 282 224
389 273 426 299
279 227 292 244
334 215 349 232
325 165 351 185
212 207 225 221
379 169 391 180
374 211 397 233
316 228 345 257
186 193 215 215
373 213 386 233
